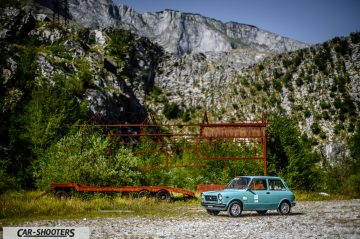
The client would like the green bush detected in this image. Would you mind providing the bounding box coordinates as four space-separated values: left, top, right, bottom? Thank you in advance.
304 75 312 83
272 78 282 92
267 115 321 190
282 72 293 89
0 159 18 194
181 111 191 122
16 40 37 89
320 101 331 109
336 75 347 93
314 47 331 72
255 82 263 91
20 76 87 153
33 128 142 189
311 122 321 134
150 86 162 96
350 32 360 44
322 111 330 120
295 78 304 87
293 55 302 67
322 125 360 196
108 29 135 58
342 123 360 196
342 174 360 196
163 103 182 119
334 38 350 55
273 68 284 79
282 58 292 68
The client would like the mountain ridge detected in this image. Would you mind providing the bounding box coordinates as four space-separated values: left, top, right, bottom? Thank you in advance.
36 0 308 55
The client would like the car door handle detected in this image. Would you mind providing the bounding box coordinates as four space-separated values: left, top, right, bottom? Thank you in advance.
266 192 270 194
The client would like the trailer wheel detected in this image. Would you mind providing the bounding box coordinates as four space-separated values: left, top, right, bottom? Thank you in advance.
138 190 151 199
156 189 170 201
55 190 70 200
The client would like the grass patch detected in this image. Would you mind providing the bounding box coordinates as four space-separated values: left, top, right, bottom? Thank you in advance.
294 191 354 201
0 191 201 227
1 190 357 227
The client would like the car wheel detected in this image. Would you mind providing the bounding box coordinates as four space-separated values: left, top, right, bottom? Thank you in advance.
227 201 242 217
55 190 70 200
256 210 267 215
278 201 291 215
156 189 170 201
138 190 151 199
206 210 220 216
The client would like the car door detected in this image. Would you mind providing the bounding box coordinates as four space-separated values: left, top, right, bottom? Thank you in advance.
266 178 288 209
244 178 271 210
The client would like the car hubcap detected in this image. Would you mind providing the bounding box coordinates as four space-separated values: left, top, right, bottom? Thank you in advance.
231 204 241 215
281 203 289 213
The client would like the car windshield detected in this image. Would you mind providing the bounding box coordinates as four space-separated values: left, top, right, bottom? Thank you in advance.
225 177 250 189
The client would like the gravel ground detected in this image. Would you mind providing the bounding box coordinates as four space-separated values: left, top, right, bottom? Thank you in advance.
3 199 360 239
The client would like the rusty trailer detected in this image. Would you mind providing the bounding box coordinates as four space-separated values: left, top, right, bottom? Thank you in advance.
50 183 195 201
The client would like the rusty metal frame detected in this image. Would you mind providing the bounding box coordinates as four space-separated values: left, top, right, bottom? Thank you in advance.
104 113 267 176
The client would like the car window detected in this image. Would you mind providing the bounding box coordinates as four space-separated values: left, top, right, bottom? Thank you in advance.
249 178 267 190
268 179 286 190
226 177 250 189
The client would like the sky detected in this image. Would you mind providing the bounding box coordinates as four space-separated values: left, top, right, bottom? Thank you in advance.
113 0 360 44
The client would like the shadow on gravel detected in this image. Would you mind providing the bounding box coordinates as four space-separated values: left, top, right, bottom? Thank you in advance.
216 212 304 218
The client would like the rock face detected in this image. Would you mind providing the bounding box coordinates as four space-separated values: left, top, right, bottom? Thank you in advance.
0 6 164 124
0 6 36 41
117 6 308 55
151 49 272 114
147 34 360 161
36 0 308 55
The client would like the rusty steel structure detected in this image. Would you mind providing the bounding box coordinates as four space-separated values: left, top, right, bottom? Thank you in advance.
104 112 267 177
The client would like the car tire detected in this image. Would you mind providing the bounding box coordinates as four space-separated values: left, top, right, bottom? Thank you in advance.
55 190 70 200
156 189 170 201
278 201 291 215
227 201 242 217
206 210 220 216
138 190 151 199
256 210 267 215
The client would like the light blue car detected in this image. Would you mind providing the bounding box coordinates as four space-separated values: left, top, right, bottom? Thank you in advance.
201 176 296 217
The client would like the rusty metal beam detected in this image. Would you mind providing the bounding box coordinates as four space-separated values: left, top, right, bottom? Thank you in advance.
95 112 267 177
196 157 265 161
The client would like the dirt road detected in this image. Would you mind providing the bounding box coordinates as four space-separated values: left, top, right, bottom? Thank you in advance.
5 199 360 238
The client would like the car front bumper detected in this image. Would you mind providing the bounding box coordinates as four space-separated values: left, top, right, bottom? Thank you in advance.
201 202 227 210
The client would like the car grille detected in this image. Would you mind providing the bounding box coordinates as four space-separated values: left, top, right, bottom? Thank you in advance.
205 195 217 201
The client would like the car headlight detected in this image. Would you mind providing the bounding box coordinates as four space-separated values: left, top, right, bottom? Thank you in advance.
218 193 222 202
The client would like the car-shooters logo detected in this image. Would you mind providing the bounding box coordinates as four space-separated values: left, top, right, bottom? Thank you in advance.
3 227 90 239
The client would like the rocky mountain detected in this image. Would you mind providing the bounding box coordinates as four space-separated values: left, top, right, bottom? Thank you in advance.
0 5 164 125
150 35 360 161
36 0 308 56
116 5 308 55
